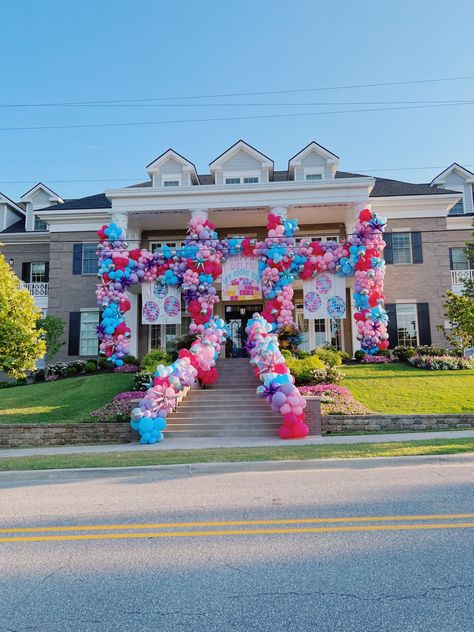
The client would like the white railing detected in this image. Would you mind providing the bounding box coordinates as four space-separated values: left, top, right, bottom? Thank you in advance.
20 282 49 297
451 270 474 285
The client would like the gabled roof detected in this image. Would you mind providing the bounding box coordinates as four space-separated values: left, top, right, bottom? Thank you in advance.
146 148 199 183
288 141 339 167
430 163 474 186
368 176 461 197
0 192 26 215
39 193 111 211
209 140 274 171
20 182 63 203
0 217 26 233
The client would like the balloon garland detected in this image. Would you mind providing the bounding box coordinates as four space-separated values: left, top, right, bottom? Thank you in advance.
247 313 309 439
96 206 387 442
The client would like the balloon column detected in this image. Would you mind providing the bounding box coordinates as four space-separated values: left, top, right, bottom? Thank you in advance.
130 317 227 443
247 313 308 439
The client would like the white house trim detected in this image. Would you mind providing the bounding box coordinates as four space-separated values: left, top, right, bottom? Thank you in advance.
0 192 26 215
209 140 274 171
430 163 474 186
19 182 63 203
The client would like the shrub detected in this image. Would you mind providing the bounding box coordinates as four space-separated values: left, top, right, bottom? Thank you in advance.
354 350 366 362
46 362 69 378
392 346 417 362
66 366 79 377
82 399 135 423
33 368 46 382
312 347 342 367
123 355 140 368
98 356 110 370
277 325 303 353
408 354 472 370
310 366 343 385
134 371 153 392
85 360 97 373
141 348 173 373
286 354 325 385
70 360 87 373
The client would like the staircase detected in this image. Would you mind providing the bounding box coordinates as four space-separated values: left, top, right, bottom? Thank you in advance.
165 358 282 437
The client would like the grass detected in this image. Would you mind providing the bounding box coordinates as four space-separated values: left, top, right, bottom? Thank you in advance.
0 373 134 424
341 363 474 414
0 438 472 471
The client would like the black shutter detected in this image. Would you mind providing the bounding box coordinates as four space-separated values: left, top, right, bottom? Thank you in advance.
44 262 50 282
72 244 83 275
21 262 31 283
411 232 423 264
417 303 431 346
384 233 393 264
385 303 398 348
68 312 81 356
448 248 453 270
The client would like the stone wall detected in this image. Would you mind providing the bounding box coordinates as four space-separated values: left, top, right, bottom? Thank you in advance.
322 414 474 433
0 423 135 448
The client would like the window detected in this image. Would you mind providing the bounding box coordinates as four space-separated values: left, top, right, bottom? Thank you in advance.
225 177 241 184
79 311 99 356
449 200 464 216
149 240 185 252
31 262 46 283
82 243 99 274
34 215 48 231
450 247 472 270
314 319 327 348
243 176 259 184
163 180 179 187
396 304 418 347
295 235 339 244
305 173 323 181
392 232 412 264
148 311 191 351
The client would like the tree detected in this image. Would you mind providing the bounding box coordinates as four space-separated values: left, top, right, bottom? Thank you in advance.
36 315 65 364
441 282 474 350
0 252 46 378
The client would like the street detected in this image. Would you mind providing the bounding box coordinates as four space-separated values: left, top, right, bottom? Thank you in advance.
0 457 473 631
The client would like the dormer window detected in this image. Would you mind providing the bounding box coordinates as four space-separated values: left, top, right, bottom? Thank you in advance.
225 177 241 184
163 176 180 187
304 168 324 181
225 174 260 185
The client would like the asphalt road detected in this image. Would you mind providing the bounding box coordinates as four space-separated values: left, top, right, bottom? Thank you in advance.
0 457 473 632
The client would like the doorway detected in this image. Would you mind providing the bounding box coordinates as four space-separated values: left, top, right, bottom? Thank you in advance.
224 304 263 357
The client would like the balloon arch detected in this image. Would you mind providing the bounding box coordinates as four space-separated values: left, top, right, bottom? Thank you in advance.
96 207 388 442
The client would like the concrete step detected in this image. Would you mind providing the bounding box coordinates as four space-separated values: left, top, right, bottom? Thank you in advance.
164 429 279 438
169 415 280 423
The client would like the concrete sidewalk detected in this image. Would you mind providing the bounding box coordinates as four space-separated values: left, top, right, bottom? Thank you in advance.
0 429 473 459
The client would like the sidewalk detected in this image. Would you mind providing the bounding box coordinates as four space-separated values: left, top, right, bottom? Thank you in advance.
1 429 473 459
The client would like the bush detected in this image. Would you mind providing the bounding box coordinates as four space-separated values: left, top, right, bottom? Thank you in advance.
361 355 391 364
286 355 325 385
354 350 366 362
85 360 97 373
312 347 342 367
98 356 110 370
123 355 140 368
66 366 79 377
33 368 45 382
70 360 87 373
392 346 417 362
46 362 69 378
408 354 472 370
134 371 153 392
82 399 135 423
310 366 344 384
141 348 173 373
277 325 303 353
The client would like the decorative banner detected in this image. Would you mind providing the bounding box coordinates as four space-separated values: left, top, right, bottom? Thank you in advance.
142 281 182 325
222 255 262 302
303 273 346 319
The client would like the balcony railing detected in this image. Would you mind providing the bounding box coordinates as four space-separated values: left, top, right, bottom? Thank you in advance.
20 282 49 297
451 270 474 285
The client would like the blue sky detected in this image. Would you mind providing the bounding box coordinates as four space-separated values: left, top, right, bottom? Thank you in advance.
1 0 474 200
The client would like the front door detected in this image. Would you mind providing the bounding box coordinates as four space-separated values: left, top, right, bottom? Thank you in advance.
224 304 263 357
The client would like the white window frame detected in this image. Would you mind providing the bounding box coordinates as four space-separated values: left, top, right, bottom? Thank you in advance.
33 213 48 231
30 261 46 283
147 309 192 352
295 233 340 244
149 238 186 252
391 231 413 265
395 303 419 347
294 304 345 352
79 309 99 356
304 168 324 181
224 170 260 185
162 174 181 187
82 243 99 276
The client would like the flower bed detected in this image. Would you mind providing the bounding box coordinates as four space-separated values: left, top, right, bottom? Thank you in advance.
360 355 391 364
298 384 372 416
408 354 473 371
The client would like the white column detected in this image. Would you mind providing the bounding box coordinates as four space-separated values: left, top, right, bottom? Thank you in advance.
126 227 140 249
111 212 128 232
126 291 139 357
348 279 361 354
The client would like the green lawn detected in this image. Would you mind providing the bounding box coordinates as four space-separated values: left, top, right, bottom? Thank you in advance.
0 439 472 471
0 373 134 424
341 363 474 414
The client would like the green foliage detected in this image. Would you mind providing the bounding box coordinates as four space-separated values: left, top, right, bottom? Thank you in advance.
98 356 110 370
440 281 474 351
36 315 65 364
85 360 97 373
408 354 472 370
310 365 344 384
66 366 79 377
141 348 173 373
167 333 198 362
0 253 46 378
123 354 140 368
312 347 343 367
393 346 417 362
134 370 153 392
354 350 366 362
285 354 325 385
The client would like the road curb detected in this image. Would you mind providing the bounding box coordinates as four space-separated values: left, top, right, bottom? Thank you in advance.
1 453 473 483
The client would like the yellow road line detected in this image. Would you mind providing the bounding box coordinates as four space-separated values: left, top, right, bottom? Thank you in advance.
1 522 474 544
1 513 473 535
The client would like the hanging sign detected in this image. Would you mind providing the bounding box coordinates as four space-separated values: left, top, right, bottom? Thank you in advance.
141 281 182 325
222 255 262 301
303 273 346 320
